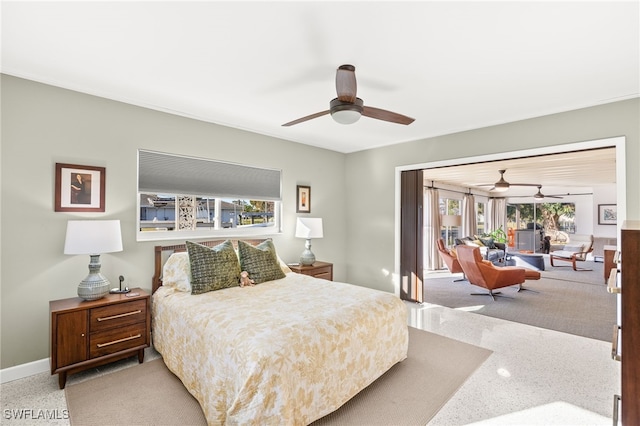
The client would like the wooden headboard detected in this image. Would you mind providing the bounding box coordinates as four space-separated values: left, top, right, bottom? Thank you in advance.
152 239 267 294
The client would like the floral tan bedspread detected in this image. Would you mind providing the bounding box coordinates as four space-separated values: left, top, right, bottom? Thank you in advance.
152 273 408 425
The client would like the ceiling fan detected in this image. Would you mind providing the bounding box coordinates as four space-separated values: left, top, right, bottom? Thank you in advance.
479 169 539 192
481 171 565 199
533 185 563 200
282 64 415 127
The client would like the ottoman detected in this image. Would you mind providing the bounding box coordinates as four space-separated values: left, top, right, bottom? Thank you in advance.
513 252 545 271
524 270 541 280
519 269 541 292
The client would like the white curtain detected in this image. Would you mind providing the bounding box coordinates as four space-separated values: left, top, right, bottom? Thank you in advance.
487 198 507 233
424 187 442 270
461 193 476 237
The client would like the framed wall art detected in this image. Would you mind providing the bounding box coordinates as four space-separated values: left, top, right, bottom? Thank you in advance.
296 185 311 213
598 204 617 225
55 163 106 212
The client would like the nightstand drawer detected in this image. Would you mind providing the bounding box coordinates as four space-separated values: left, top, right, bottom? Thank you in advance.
288 261 333 281
90 300 147 332
309 266 332 280
90 322 147 358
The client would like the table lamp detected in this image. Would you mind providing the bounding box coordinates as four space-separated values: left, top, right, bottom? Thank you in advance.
441 214 462 247
64 220 123 301
295 217 323 266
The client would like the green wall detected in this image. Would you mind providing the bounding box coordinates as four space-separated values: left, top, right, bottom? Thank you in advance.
344 99 639 292
2 73 639 369
0 75 346 368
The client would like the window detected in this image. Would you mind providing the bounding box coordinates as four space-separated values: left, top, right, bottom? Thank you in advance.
506 202 575 234
475 201 485 235
439 196 461 246
137 150 281 241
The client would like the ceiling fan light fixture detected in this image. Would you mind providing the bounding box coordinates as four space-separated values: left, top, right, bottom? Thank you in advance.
534 186 545 199
330 98 363 125
493 184 509 192
331 109 361 125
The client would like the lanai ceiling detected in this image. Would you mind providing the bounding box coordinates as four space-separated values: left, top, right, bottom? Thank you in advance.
2 1 638 155
422 147 618 198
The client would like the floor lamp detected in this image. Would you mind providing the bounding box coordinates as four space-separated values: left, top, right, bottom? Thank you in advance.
441 214 462 247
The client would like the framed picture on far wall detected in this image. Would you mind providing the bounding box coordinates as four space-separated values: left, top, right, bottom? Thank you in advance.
55 163 106 212
598 204 617 225
296 185 311 213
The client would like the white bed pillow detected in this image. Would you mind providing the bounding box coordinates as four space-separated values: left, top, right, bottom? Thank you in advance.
162 249 292 292
162 252 192 292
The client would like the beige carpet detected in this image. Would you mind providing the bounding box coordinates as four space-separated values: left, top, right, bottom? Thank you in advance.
424 260 615 341
66 327 491 426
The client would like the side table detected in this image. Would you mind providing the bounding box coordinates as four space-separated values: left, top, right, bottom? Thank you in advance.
604 245 617 283
50 288 151 388
288 261 333 281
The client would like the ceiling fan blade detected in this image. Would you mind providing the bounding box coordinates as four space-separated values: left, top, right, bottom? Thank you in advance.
336 65 357 103
282 110 330 127
362 106 415 125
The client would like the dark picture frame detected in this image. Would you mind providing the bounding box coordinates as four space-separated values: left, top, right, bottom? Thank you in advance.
598 204 617 225
55 163 106 212
296 185 311 213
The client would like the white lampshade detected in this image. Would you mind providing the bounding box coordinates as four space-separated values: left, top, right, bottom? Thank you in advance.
441 215 462 227
295 218 324 239
64 220 123 301
64 220 123 255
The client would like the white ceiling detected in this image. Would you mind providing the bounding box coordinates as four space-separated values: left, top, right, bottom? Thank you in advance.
2 1 638 155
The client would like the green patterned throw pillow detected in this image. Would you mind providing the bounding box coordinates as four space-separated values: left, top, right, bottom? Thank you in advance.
237 239 286 284
186 240 240 294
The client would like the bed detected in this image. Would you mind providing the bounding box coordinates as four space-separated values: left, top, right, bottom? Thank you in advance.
151 239 408 425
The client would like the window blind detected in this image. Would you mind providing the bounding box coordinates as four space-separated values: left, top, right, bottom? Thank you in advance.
138 150 282 200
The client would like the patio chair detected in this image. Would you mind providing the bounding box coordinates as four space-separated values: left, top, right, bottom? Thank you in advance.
550 234 594 271
436 238 466 282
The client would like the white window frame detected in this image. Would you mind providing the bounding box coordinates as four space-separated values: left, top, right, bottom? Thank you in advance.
137 150 282 242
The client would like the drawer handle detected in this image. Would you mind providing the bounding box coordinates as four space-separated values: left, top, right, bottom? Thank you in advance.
96 334 141 348
97 310 142 322
611 325 621 361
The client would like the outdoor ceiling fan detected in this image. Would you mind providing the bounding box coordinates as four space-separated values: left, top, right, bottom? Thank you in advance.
533 185 563 200
479 169 539 192
282 64 415 127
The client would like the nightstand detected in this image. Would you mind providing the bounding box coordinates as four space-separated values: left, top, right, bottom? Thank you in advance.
288 261 333 281
50 288 151 389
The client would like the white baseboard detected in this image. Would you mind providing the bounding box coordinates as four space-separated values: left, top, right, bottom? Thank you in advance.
0 358 50 384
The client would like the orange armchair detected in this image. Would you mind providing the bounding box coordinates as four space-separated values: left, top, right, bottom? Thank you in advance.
455 245 526 300
436 238 466 282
